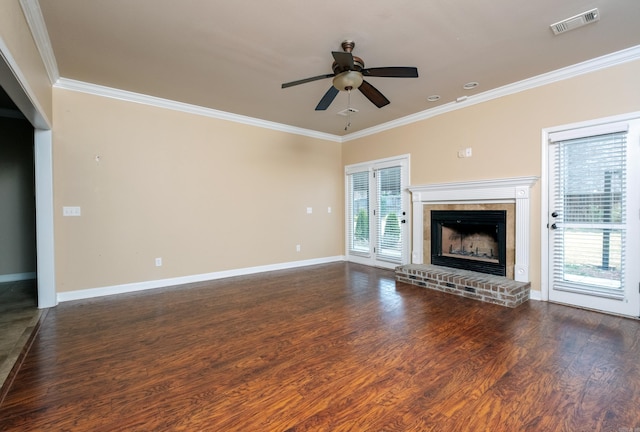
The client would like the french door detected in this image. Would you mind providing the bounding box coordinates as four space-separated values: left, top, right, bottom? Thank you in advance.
547 118 640 317
345 155 410 269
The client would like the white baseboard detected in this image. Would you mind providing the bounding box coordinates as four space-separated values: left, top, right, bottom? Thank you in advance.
57 256 346 303
0 272 37 283
529 290 542 301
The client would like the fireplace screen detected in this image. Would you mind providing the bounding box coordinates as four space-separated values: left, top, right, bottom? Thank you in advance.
431 210 507 276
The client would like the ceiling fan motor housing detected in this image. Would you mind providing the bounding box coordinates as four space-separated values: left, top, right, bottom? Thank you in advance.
332 56 364 74
332 52 365 91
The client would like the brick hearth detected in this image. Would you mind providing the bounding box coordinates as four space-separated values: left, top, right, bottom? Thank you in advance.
395 264 530 308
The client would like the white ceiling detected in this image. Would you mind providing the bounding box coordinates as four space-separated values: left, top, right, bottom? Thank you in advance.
38 0 640 136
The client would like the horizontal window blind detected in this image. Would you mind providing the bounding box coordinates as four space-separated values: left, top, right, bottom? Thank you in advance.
348 171 369 254
552 131 627 295
376 166 402 263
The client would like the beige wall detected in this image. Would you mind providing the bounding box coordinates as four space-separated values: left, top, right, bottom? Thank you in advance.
52 59 640 295
5 3 640 297
343 59 640 294
0 117 36 277
0 0 52 124
52 89 344 292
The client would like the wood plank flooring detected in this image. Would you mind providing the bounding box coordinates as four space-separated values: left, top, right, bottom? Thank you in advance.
1 263 639 431
0 280 43 398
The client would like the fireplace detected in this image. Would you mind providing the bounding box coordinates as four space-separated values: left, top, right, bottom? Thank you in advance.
431 210 507 276
408 177 538 283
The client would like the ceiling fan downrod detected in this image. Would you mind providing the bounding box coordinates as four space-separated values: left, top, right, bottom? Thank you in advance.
341 40 355 53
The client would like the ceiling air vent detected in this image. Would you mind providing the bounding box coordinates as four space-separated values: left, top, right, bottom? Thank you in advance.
550 8 599 35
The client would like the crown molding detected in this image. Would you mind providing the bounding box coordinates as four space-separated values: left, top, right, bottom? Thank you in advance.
54 78 342 142
15 1 640 142
23 0 338 141
50 42 640 143
19 0 59 84
343 44 640 142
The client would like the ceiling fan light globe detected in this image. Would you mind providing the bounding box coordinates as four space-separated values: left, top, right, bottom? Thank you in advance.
333 71 363 91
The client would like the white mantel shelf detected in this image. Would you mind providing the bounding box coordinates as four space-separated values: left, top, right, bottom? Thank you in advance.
408 176 539 283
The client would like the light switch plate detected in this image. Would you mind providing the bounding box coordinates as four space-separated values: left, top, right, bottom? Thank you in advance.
63 206 81 216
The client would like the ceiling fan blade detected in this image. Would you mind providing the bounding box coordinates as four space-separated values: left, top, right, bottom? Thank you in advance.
332 51 354 71
315 86 340 111
282 73 335 89
359 80 390 108
362 67 419 78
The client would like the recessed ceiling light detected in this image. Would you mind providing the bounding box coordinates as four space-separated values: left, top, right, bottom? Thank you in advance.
427 95 441 102
463 82 479 90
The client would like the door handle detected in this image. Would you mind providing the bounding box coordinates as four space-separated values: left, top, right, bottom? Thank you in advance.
551 223 558 230
401 219 406 224
551 211 558 218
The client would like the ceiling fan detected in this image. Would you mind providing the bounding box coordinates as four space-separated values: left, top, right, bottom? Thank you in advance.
281 40 419 111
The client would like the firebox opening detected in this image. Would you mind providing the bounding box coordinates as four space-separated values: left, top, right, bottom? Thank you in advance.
441 224 500 263
431 210 507 276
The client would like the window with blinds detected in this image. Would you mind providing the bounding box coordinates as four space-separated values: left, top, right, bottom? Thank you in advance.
348 171 370 254
376 166 402 262
551 130 627 295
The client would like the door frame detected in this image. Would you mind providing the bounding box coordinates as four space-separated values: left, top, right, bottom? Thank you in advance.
0 38 57 308
540 111 640 308
344 154 411 269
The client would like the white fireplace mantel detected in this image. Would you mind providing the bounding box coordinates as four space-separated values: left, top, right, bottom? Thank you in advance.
408 176 538 282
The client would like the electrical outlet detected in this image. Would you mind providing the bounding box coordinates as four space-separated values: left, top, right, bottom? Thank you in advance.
328 207 332 213
306 207 313 214
296 244 301 252
155 257 162 267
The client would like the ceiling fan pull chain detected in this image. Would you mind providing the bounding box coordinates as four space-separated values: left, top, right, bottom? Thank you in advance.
345 89 352 131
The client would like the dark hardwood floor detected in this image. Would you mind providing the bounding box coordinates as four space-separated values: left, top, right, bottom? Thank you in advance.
0 280 42 392
0 263 639 431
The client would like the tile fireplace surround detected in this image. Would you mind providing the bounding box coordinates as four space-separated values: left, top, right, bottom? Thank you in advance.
397 176 538 306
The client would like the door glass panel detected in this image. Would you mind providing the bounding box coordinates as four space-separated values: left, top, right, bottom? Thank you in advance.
551 132 626 297
377 166 402 263
349 171 370 255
